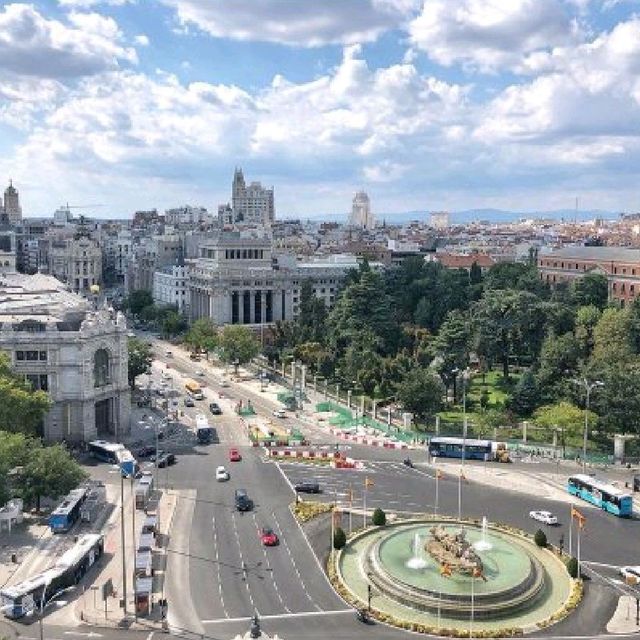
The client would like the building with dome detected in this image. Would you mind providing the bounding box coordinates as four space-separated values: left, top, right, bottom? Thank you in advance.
349 191 375 229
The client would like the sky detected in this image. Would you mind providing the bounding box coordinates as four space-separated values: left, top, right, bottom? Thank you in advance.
1 0 640 219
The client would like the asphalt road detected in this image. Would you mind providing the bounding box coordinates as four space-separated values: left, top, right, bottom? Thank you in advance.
9 334 639 640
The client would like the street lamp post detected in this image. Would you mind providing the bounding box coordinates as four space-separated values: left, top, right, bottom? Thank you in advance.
452 367 470 521
572 378 604 473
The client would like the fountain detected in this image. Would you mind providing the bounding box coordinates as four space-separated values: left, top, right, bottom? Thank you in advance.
406 532 428 569
473 516 493 552
336 517 576 633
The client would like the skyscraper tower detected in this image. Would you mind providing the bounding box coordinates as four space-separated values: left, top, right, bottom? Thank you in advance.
350 191 375 229
3 180 22 225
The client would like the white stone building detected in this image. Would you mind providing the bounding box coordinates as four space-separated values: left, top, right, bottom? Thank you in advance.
218 168 274 227
165 205 211 226
3 181 22 225
350 191 375 229
188 232 375 325
48 231 102 294
0 273 130 442
152 264 189 312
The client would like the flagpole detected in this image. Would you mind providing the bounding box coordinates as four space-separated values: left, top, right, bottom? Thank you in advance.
577 522 582 579
569 505 573 557
458 467 462 521
349 485 353 535
363 486 367 529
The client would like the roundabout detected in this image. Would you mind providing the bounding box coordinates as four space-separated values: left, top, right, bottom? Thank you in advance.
334 517 580 636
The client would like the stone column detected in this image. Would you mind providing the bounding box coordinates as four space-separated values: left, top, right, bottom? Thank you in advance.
250 290 256 325
260 291 266 324
239 290 245 324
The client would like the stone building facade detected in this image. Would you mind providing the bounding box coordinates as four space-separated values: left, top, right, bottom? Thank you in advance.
0 273 130 442
48 233 102 294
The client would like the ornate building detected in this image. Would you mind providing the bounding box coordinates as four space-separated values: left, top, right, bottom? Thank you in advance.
0 273 130 442
218 168 275 227
188 232 377 325
48 226 102 294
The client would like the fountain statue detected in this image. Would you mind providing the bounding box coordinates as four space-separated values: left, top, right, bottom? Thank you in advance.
406 532 428 569
473 516 493 552
425 525 484 576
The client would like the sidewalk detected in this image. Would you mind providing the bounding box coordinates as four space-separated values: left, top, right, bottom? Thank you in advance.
59 486 177 630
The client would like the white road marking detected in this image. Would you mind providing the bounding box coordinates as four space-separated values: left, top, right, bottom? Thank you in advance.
145 632 155 640
270 511 321 611
201 609 352 624
230 511 257 613
211 515 229 618
251 512 290 614
582 561 622 570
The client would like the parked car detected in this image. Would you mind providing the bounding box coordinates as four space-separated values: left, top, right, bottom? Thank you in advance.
196 370 205 377
294 481 320 494
229 448 242 462
189 353 201 361
260 527 279 546
151 451 176 468
235 488 252 512
529 510 558 525
134 445 156 458
165 350 173 357
272 409 287 418
209 402 222 415
215 465 229 482
620 566 640 583
184 396 195 407
220 379 230 388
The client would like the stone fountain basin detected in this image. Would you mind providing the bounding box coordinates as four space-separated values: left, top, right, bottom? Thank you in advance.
364 524 545 620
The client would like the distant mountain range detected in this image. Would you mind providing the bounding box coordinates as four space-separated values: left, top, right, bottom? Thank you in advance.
295 208 623 224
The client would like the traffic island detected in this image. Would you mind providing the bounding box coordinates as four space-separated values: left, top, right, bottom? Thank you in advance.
329 517 581 636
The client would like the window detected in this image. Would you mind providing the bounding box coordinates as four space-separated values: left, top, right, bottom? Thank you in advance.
16 351 24 361
39 351 47 361
25 374 48 392
94 349 110 387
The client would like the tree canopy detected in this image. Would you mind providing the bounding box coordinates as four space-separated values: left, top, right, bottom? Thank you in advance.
127 337 153 387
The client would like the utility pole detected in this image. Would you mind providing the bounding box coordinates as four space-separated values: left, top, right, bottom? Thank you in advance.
120 472 128 617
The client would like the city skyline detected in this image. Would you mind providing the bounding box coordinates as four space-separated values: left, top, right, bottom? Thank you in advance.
1 1 640 217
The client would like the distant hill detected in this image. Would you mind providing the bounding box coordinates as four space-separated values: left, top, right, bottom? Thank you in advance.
295 208 620 224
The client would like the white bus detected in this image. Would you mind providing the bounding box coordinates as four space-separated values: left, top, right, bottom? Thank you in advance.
0 534 104 619
195 414 215 444
87 440 137 476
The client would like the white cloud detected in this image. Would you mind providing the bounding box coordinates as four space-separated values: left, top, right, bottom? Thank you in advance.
409 0 576 72
134 34 149 46
58 0 135 6
0 3 136 79
162 0 419 47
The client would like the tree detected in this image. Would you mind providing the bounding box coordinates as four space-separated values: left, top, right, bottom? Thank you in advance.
574 305 601 359
536 332 580 401
484 263 548 297
22 444 88 511
533 401 596 455
333 526 346 550
397 368 444 421
431 310 471 395
0 355 51 436
219 325 260 372
184 318 218 356
162 310 187 337
469 261 482 285
298 280 328 343
127 337 153 387
534 529 547 548
474 408 508 437
139 304 158 324
0 431 40 504
570 273 608 309
508 369 540 417
473 289 541 379
372 508 386 526
591 362 640 436
566 556 579 578
590 307 634 370
125 289 154 316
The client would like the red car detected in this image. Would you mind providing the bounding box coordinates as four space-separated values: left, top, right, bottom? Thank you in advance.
260 527 279 546
229 448 242 462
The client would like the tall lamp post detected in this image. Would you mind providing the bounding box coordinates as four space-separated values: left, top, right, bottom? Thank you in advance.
572 378 604 473
452 367 470 521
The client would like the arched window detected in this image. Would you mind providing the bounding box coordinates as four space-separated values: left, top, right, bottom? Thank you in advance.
94 349 110 387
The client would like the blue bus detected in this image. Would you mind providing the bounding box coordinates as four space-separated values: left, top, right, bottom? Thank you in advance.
429 437 493 461
88 440 137 476
49 487 88 533
568 474 633 517
0 534 103 619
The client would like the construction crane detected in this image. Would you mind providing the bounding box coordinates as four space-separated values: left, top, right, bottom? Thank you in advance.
64 203 106 209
